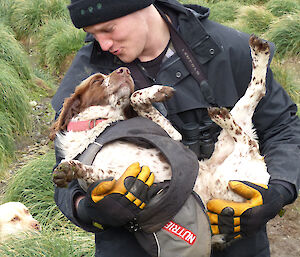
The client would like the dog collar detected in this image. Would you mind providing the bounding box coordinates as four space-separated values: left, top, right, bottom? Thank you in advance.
67 119 107 132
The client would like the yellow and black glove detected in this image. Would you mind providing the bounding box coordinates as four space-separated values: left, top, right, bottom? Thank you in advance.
207 181 289 242
77 162 154 228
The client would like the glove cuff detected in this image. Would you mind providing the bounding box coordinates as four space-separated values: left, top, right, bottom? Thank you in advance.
76 198 93 225
269 183 294 206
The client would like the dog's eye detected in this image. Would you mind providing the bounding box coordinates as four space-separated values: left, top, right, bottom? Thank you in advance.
24 209 29 215
90 74 105 87
92 80 103 85
92 78 104 86
11 216 20 222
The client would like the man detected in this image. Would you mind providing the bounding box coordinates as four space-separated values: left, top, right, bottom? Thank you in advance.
51 0 300 256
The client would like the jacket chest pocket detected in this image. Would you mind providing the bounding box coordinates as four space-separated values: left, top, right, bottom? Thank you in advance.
156 57 210 115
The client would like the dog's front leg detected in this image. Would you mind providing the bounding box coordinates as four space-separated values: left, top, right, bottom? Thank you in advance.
53 160 104 187
130 85 182 141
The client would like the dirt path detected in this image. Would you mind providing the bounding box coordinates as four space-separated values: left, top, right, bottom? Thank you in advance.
268 198 300 257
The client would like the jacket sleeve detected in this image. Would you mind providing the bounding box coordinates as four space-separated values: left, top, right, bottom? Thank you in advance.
54 181 102 233
253 68 300 197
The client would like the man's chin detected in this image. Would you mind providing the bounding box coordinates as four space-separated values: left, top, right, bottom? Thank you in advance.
117 54 136 64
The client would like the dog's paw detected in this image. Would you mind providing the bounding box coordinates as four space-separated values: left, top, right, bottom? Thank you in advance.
249 34 270 54
208 107 230 120
52 160 79 187
131 85 174 106
151 85 175 103
249 34 270 69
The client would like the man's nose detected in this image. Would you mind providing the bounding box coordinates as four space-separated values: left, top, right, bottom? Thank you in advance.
94 34 113 51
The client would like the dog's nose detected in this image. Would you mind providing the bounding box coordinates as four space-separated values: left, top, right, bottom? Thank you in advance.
116 67 131 75
32 221 41 231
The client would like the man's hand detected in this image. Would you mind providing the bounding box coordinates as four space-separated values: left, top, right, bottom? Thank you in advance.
207 181 285 242
90 162 154 208
76 162 154 228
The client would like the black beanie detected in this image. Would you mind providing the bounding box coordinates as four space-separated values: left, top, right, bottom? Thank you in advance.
68 0 155 29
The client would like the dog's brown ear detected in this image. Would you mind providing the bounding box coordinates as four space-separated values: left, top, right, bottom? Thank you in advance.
49 93 82 140
60 96 81 130
49 73 106 140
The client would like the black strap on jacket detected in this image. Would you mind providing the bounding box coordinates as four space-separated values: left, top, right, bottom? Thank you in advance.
156 7 217 107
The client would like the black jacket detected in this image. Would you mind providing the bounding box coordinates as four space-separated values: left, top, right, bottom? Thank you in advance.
52 0 300 256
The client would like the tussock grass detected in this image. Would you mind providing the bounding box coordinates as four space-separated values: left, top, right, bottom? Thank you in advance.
1 151 95 256
32 68 57 97
0 61 31 173
265 13 300 58
0 229 94 257
0 113 15 172
237 6 274 35
271 59 300 108
234 0 269 4
208 0 241 23
38 19 86 74
0 63 31 128
206 0 268 4
266 0 300 17
0 0 16 25
10 0 69 40
0 24 32 82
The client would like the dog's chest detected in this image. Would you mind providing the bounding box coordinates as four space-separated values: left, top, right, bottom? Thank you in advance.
93 140 172 182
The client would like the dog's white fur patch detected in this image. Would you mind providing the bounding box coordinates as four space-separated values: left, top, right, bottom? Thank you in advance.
0 202 40 241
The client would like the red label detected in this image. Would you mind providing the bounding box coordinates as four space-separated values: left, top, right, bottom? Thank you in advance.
163 220 197 245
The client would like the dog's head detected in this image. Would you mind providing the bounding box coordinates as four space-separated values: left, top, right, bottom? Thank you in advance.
50 67 135 139
0 202 40 241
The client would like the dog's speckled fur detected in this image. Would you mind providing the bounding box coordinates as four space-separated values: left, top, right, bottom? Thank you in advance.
52 35 271 245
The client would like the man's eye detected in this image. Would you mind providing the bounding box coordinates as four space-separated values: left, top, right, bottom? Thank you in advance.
105 26 115 33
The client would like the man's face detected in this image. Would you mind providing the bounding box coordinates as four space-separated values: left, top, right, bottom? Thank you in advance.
84 10 149 63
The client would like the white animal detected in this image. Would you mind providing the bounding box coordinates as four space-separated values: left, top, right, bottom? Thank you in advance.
0 202 40 241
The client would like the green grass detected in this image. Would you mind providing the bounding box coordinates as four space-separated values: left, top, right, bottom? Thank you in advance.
0 229 94 257
37 19 86 74
265 12 300 57
0 0 16 25
0 25 33 173
206 0 268 4
266 0 300 17
271 59 300 113
0 113 15 173
10 0 69 40
0 61 32 173
208 0 241 23
1 151 95 256
0 24 32 82
237 6 275 35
